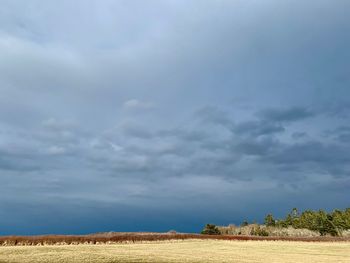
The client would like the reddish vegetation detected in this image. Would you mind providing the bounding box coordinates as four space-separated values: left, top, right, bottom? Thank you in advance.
0 233 349 246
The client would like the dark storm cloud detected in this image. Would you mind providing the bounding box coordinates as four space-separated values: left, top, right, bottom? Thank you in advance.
0 154 40 172
266 142 350 168
0 0 350 234
258 107 315 123
324 126 350 144
234 138 278 157
194 106 232 127
233 121 285 137
291 132 307 140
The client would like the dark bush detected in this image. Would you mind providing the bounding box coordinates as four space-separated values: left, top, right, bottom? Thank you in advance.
201 224 221 235
250 226 269 236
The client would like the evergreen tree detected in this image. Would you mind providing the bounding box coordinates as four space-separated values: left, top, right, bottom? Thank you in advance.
264 214 276 226
331 209 347 232
201 224 221 235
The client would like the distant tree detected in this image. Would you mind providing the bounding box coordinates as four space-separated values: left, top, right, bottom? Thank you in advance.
201 224 221 235
331 210 347 232
284 214 293 226
264 214 276 227
345 208 350 229
298 210 319 231
317 213 338 236
291 208 299 218
291 208 302 228
241 220 249 227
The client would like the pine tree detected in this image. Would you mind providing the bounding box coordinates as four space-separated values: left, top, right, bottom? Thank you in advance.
264 214 276 226
201 224 221 235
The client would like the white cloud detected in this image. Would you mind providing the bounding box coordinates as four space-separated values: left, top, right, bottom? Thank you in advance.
46 146 66 155
123 99 154 111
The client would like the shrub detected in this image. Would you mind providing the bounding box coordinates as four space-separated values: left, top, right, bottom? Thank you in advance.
250 226 269 236
201 224 221 235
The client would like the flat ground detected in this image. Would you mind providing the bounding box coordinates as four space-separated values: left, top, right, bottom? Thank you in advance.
0 240 349 263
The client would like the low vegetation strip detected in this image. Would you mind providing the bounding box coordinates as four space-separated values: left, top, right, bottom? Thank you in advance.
0 233 349 246
0 240 349 263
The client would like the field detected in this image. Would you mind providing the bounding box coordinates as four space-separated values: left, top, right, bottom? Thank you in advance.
0 240 349 263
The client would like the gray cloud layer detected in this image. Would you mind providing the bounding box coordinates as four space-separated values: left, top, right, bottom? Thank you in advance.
0 0 350 234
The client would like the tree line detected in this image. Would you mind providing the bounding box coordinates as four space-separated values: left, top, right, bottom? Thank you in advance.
201 208 350 236
264 208 350 236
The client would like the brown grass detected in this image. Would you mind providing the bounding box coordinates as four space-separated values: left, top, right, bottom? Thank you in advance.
0 232 349 246
0 240 349 263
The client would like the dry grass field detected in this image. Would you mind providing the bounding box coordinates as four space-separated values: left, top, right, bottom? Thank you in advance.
0 240 349 263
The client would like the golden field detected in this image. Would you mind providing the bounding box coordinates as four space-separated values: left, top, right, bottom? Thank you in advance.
0 240 349 263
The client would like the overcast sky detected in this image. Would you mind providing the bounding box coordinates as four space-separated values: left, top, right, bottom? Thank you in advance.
0 0 350 235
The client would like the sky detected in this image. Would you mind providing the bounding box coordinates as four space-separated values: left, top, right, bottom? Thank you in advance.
0 0 350 235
